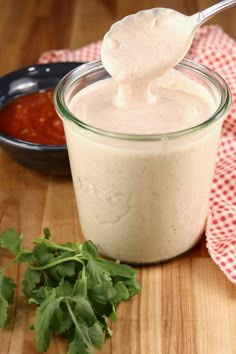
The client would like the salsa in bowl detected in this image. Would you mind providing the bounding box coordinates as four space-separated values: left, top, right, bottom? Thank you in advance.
0 62 83 175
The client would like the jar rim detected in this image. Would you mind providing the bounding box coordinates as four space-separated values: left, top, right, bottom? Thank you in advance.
54 58 231 141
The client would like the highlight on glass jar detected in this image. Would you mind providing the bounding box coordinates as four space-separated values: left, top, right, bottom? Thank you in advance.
55 58 231 264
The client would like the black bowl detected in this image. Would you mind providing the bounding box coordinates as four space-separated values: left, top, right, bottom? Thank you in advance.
0 62 83 176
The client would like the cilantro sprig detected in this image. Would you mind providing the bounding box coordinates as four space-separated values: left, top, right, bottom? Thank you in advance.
0 228 140 354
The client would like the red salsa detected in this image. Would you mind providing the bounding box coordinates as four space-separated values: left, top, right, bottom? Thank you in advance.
0 89 66 145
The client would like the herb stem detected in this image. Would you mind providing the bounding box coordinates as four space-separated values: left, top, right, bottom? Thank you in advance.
28 256 84 271
65 298 81 332
32 239 78 253
0 255 19 273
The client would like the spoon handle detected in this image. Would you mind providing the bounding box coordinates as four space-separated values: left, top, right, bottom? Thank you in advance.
197 0 236 24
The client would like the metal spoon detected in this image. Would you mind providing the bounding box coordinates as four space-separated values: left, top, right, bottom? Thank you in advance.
191 0 236 27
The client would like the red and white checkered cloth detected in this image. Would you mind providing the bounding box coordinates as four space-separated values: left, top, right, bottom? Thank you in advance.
38 25 236 284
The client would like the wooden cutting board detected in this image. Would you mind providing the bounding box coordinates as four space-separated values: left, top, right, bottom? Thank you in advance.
0 1 235 353
0 151 235 354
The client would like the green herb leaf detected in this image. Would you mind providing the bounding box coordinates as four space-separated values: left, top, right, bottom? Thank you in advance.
60 242 80 252
33 238 61 250
32 243 55 266
81 240 99 258
49 305 72 335
18 252 35 263
111 281 130 305
86 258 111 287
88 322 105 350
50 257 77 278
43 228 51 239
0 295 9 328
70 294 97 327
88 282 116 316
34 289 63 352
96 258 137 278
0 273 16 304
0 228 22 254
21 268 42 299
73 276 87 298
0 227 141 353
66 299 95 353
68 329 91 354
120 276 141 297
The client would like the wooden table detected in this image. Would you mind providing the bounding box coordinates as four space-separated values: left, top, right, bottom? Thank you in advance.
0 1 235 353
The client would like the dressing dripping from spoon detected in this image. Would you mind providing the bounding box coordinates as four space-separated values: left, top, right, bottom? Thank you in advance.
101 0 236 108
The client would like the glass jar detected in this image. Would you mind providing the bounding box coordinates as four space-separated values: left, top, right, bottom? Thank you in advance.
55 59 231 264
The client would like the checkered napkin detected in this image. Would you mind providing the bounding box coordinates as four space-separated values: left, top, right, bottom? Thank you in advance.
38 26 236 284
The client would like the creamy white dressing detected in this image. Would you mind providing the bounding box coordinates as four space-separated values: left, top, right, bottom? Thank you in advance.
101 8 195 81
69 69 216 134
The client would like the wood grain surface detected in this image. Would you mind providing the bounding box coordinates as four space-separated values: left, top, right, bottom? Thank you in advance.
0 1 235 354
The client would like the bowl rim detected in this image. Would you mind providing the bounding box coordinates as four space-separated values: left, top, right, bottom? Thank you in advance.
0 133 67 151
0 61 84 81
